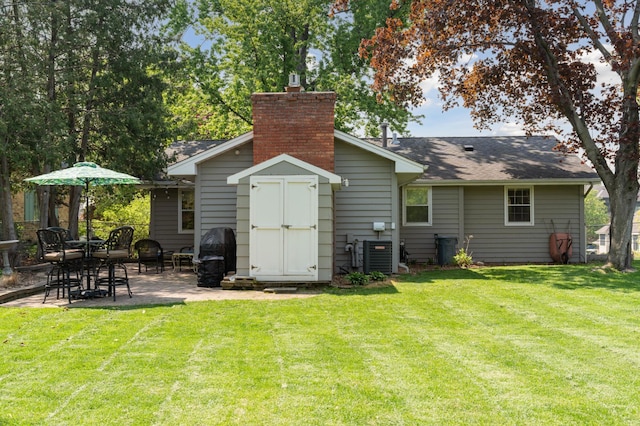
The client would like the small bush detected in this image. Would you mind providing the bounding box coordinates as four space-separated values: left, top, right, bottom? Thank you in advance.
346 272 370 286
453 248 473 268
369 271 387 281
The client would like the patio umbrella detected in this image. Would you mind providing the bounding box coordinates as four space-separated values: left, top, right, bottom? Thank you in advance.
25 161 141 241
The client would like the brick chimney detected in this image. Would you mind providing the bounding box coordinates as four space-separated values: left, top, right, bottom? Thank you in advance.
252 90 337 172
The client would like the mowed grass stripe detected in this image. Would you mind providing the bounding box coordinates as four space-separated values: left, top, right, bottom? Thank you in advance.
393 278 638 423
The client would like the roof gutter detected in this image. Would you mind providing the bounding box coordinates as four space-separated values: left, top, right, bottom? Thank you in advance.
416 178 601 186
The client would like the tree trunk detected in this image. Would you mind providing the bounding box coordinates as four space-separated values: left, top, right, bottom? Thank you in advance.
0 152 17 242
606 177 639 270
68 186 82 239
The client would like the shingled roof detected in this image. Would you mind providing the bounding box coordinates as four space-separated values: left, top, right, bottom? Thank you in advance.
368 136 599 182
167 139 227 165
167 135 599 183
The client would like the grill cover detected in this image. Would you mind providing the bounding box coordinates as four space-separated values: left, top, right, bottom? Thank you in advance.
197 227 236 287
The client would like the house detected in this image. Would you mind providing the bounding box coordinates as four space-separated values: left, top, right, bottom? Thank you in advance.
149 86 600 283
594 224 640 254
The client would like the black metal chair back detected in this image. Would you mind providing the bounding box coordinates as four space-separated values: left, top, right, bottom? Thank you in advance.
102 226 135 253
134 239 164 273
93 226 134 301
36 228 83 303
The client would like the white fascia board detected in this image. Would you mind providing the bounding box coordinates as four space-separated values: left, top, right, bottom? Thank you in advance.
334 129 426 174
167 132 254 177
417 178 602 186
227 153 342 186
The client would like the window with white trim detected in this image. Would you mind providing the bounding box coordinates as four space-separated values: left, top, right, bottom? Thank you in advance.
505 186 534 226
179 189 195 233
403 185 432 226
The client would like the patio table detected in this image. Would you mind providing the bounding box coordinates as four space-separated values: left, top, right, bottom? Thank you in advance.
65 239 106 298
172 252 196 272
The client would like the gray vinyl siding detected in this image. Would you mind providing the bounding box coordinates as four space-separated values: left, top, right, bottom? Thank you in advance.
399 184 585 264
334 141 397 274
464 185 584 263
234 161 334 281
149 188 195 254
400 186 461 264
196 146 253 258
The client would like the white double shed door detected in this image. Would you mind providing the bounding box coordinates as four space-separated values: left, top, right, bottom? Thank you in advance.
249 175 318 281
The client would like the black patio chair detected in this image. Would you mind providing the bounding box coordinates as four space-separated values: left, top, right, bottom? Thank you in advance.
134 239 164 273
37 228 84 303
93 226 134 301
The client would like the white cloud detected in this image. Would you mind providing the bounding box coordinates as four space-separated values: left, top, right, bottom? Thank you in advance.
579 45 620 87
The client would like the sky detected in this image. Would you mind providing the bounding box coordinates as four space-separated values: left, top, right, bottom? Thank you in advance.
405 104 519 138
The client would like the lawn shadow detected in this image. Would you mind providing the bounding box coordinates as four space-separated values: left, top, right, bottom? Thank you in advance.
397 267 489 284
78 301 188 311
477 263 640 292
324 282 400 296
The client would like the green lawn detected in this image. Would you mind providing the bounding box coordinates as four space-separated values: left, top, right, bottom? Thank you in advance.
1 263 639 425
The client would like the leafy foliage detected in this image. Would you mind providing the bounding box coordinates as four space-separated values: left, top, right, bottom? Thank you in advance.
453 248 473 269
91 193 150 243
164 0 419 140
369 271 387 281
345 271 370 285
3 0 176 238
585 190 609 242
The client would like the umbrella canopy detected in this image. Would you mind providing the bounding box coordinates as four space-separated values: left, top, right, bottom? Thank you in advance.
25 162 141 239
25 161 140 187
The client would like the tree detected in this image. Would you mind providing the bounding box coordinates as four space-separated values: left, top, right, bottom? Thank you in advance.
2 0 175 239
334 0 640 270
165 0 418 140
585 190 609 243
0 0 56 242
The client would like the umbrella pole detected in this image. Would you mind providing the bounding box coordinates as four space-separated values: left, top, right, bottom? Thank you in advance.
85 181 90 241
84 181 93 292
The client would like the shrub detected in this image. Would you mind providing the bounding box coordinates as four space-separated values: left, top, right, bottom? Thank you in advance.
345 272 370 286
369 271 387 281
453 235 474 268
453 248 473 268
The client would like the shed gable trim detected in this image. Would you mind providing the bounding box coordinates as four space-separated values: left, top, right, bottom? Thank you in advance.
227 153 342 186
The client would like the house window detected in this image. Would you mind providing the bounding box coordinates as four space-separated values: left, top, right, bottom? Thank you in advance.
505 186 534 226
179 189 194 233
403 185 431 226
24 190 39 222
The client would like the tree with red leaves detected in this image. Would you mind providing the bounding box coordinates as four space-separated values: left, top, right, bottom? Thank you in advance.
334 0 640 270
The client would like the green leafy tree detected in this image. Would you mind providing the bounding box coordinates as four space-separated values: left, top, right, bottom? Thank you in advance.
335 0 640 270
94 193 151 243
585 191 609 243
4 0 176 239
164 0 418 140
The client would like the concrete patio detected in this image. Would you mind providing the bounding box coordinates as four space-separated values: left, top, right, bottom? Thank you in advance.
0 267 320 308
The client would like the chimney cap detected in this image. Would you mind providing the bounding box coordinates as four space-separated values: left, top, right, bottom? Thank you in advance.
289 73 300 87
285 73 302 92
